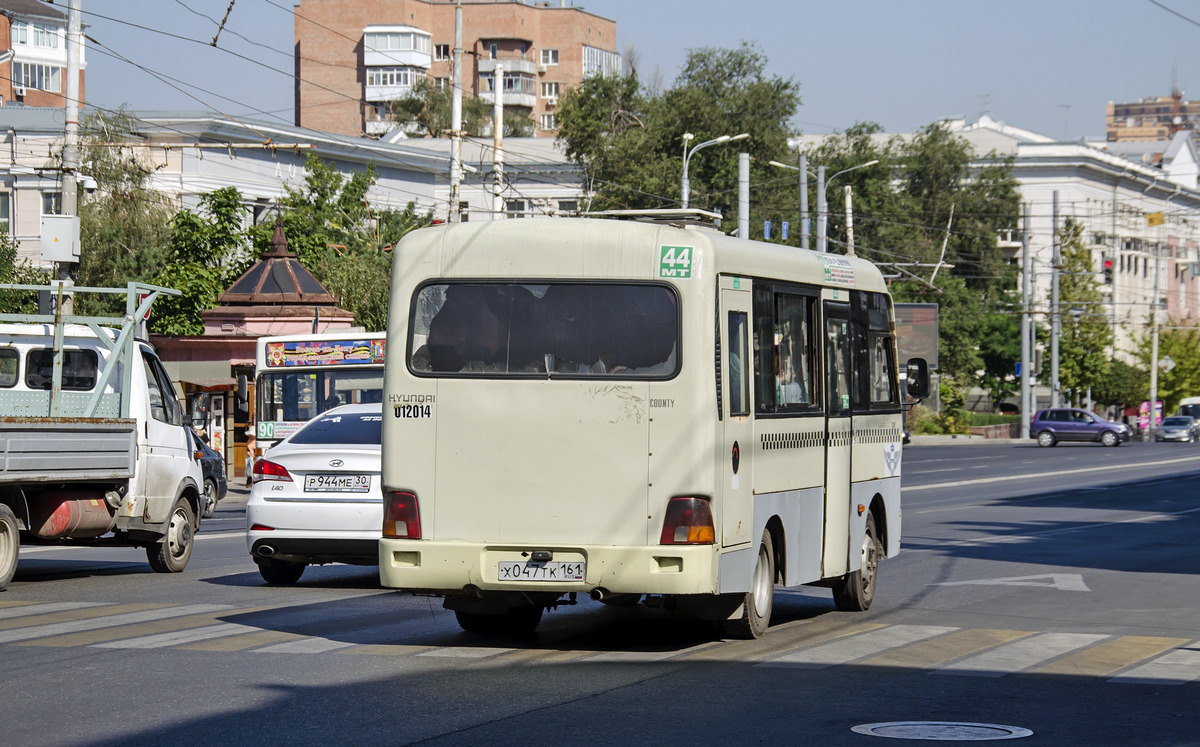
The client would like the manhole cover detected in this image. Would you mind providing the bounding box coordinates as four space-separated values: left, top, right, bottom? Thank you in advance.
851 722 1033 741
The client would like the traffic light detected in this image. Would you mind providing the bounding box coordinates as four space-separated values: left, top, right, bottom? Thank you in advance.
1103 258 1114 285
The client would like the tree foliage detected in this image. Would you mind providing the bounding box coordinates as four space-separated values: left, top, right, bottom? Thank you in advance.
1056 218 1113 399
1137 327 1200 415
0 233 42 313
76 107 174 316
389 78 533 138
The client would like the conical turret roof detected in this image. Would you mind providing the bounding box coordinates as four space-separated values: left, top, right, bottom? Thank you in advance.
217 220 339 306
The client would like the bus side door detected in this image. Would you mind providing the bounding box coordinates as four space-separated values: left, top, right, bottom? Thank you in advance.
822 299 852 577
720 286 754 548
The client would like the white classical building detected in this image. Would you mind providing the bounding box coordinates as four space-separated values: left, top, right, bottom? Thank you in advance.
0 109 585 267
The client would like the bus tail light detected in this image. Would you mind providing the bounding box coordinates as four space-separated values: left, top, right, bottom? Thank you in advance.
252 458 292 483
660 496 715 545
384 491 421 539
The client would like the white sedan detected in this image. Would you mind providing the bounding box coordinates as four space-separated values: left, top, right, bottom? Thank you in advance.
246 403 382 584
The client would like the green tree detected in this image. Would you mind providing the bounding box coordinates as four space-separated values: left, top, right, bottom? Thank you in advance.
1092 358 1143 411
151 187 255 335
0 233 42 313
1137 327 1200 414
389 78 533 137
977 310 1021 410
75 107 174 315
1056 219 1113 399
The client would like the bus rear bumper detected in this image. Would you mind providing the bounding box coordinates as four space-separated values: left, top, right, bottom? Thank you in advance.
379 539 720 596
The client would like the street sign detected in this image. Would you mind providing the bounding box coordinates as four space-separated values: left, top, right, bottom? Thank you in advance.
1159 356 1176 373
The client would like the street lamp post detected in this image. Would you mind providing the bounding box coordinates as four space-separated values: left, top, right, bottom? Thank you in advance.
681 132 749 209
769 157 878 253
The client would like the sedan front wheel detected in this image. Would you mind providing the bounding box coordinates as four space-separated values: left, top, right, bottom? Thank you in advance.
1101 431 1119 447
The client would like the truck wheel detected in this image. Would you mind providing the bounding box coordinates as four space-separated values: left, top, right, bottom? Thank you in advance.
257 558 305 585
0 504 18 591
147 496 196 573
833 513 880 612
723 529 774 639
202 479 218 519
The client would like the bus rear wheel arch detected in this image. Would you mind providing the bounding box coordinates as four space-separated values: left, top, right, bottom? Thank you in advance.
722 528 775 639
832 512 880 611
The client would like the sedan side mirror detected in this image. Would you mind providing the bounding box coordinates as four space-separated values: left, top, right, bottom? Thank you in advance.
905 358 930 401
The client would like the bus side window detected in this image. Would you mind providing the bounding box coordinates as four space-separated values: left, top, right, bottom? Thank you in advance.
728 311 749 416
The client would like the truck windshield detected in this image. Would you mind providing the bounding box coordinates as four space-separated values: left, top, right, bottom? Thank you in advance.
409 282 679 378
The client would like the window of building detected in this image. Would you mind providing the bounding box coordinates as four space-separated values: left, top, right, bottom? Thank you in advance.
434 43 450 61
481 72 535 95
11 21 27 44
582 45 621 77
434 77 450 90
557 200 578 215
364 31 430 53
505 199 527 218
0 193 10 233
489 43 498 60
41 191 61 216
367 66 424 87
15 63 62 93
540 113 556 130
541 48 559 66
541 81 559 100
33 24 58 49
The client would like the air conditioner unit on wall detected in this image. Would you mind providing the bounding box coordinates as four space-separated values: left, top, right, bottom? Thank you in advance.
13 87 25 97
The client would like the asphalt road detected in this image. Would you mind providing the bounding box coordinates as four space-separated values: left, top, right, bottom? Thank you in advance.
3 440 1200 746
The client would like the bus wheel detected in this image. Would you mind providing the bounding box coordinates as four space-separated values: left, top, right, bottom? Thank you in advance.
723 529 774 639
455 606 543 636
833 513 880 612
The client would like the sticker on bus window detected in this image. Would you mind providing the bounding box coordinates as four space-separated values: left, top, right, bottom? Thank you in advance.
659 245 693 278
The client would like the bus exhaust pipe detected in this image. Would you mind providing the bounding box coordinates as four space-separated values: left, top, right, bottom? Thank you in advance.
589 588 608 601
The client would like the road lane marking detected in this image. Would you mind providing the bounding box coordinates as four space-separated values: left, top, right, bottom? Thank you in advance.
0 603 164 631
0 604 233 643
93 623 261 649
903 454 1200 493
1032 636 1190 678
0 602 112 619
917 506 1200 548
1108 643 1200 684
758 625 957 669
932 574 1090 591
932 632 1109 677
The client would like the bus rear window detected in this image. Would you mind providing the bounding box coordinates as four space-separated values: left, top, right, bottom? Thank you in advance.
410 283 678 377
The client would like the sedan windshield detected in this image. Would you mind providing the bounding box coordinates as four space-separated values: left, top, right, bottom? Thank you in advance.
288 411 382 445
1162 417 1193 426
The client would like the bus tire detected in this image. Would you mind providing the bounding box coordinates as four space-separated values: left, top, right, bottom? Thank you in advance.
0 503 19 591
833 513 880 612
147 496 196 573
723 529 774 639
455 606 543 636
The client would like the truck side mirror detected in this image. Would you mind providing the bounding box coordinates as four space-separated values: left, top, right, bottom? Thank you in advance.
905 358 930 401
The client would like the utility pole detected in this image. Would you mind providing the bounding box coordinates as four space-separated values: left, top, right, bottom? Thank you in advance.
815 165 827 253
737 152 749 240
1020 203 1032 439
57 0 82 314
1050 191 1061 408
448 0 463 223
843 185 855 257
1149 240 1160 442
799 152 809 251
492 62 504 219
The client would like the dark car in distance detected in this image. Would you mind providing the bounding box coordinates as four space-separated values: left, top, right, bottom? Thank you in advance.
189 429 228 518
1031 408 1131 448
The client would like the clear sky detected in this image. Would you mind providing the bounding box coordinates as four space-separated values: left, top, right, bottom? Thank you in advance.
82 0 1200 141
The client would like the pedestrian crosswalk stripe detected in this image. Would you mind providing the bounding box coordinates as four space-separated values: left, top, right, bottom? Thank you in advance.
933 632 1110 677
0 602 112 620
1108 643 1200 685
255 637 359 654
92 623 262 649
758 625 958 669
0 602 162 632
858 628 1034 670
0 604 233 644
418 646 515 659
179 630 300 652
1031 636 1190 678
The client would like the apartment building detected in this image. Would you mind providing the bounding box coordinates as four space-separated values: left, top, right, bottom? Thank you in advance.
0 0 85 108
1106 88 1200 143
294 0 619 138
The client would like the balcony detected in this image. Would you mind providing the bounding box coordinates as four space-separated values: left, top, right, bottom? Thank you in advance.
479 90 536 109
478 58 538 76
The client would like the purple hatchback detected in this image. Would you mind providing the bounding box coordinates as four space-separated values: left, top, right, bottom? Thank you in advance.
1031 408 1132 447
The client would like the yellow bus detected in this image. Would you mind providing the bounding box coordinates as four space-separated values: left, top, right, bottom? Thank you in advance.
379 215 927 637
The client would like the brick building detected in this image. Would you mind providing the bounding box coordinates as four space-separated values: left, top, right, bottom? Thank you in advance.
0 0 85 109
1106 87 1200 143
294 0 618 138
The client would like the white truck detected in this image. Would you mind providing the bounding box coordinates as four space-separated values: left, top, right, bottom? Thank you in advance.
0 282 204 590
